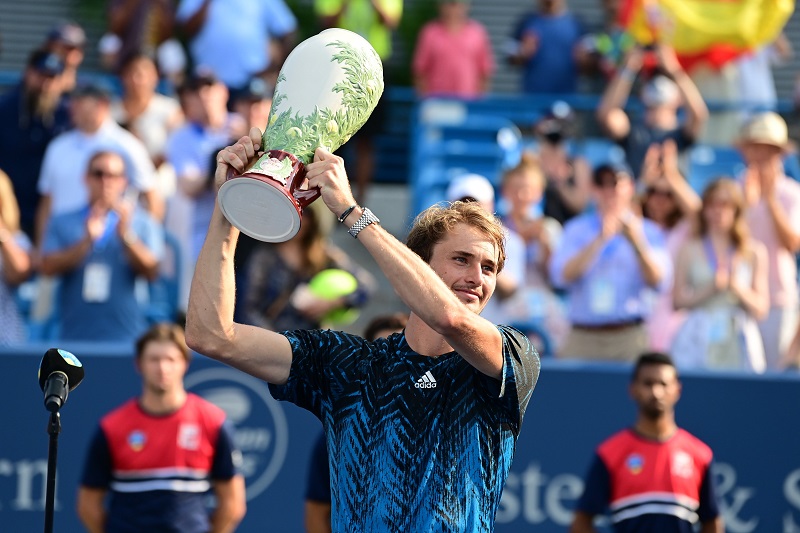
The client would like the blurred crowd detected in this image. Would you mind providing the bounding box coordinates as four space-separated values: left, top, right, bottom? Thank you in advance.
0 0 798 376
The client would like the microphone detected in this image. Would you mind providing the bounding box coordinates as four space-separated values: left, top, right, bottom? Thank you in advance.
38 349 85 412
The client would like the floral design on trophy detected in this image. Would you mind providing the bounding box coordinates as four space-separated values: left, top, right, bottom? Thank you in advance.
217 30 384 243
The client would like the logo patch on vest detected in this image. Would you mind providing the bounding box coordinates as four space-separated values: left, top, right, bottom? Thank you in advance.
178 423 201 450
626 453 644 475
128 430 146 452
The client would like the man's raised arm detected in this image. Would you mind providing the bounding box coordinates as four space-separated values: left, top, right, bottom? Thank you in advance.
184 128 293 384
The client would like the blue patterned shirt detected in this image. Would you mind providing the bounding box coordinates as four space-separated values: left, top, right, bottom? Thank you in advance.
270 326 540 532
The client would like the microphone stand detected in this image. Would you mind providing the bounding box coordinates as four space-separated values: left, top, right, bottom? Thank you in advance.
44 410 61 533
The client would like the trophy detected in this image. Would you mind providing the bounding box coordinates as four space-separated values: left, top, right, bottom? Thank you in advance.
217 28 384 242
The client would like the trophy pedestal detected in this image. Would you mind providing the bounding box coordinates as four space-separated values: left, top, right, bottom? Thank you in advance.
218 150 316 243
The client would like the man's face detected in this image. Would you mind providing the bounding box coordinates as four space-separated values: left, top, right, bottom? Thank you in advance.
427 223 498 314
593 171 633 215
137 340 188 395
630 364 681 420
85 153 128 207
122 57 158 96
233 98 272 130
24 69 60 100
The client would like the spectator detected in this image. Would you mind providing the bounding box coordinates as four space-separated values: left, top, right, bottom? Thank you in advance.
77 322 246 533
497 154 569 352
186 131 540 528
112 52 184 198
304 312 408 533
444 173 526 329
36 81 163 248
638 140 700 351
242 200 375 332
315 0 402 203
0 169 33 345
43 21 87 93
534 101 591 224
176 0 297 91
738 112 800 370
164 69 244 311
671 178 769 372
230 77 273 131
570 352 724 533
0 49 70 240
597 44 708 180
550 163 671 361
39 150 164 344
506 0 588 95
581 0 634 82
412 0 494 99
105 0 179 74
737 34 792 120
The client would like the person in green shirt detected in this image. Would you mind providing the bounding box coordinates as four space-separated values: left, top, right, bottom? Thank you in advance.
315 0 402 203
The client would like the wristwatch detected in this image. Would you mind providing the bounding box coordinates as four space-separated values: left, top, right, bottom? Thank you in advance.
347 208 380 238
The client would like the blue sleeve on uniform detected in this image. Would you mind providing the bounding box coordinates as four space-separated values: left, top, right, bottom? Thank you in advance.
576 453 612 515
478 326 540 433
270 329 360 417
80 426 113 488
697 460 720 522
305 433 331 503
210 421 239 480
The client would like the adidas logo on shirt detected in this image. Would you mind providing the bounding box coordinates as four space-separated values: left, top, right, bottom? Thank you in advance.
415 371 437 389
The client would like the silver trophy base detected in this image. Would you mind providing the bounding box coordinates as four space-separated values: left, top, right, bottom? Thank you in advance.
218 177 302 243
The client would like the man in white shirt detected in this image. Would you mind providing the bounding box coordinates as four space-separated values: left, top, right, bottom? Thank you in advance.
36 82 162 247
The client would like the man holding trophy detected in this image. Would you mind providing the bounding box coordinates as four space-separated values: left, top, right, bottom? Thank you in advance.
185 28 540 531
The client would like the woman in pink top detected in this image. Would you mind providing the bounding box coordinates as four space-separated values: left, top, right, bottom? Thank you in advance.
412 0 495 99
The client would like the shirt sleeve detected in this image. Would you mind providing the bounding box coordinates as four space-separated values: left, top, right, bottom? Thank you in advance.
269 329 356 417
697 460 721 522
133 212 166 261
80 426 113 488
37 142 57 196
548 217 591 289
643 221 673 293
210 421 240 480
478 25 496 77
263 0 298 37
305 433 332 503
41 214 66 254
575 452 611 515
412 25 433 79
477 326 540 432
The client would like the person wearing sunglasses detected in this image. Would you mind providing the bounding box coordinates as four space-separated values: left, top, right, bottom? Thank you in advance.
40 150 165 343
550 162 672 361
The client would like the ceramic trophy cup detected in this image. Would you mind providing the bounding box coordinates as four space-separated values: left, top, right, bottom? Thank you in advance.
217 28 384 242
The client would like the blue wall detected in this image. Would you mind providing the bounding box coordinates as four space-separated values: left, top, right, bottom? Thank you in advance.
2 345 799 532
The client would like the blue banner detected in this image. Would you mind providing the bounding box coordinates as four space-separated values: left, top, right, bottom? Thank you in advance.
1 345 799 532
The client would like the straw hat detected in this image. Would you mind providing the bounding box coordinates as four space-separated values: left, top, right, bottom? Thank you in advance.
738 112 788 149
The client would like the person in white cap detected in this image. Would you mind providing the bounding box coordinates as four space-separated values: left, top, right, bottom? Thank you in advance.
738 111 800 370
597 43 708 181
445 173 526 326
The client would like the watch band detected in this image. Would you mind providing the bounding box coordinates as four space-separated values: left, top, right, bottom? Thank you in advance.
347 208 380 238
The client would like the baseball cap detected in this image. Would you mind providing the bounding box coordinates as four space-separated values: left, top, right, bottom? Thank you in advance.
738 112 788 149
640 75 679 108
47 22 87 49
592 162 633 186
28 50 64 76
446 173 495 203
232 78 274 102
